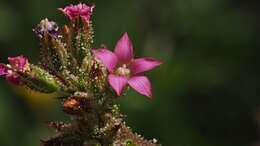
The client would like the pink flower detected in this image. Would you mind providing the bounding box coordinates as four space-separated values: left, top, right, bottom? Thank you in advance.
0 55 29 85
8 56 29 72
93 33 161 98
59 3 94 23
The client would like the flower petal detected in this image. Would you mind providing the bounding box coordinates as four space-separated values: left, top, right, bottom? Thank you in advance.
114 32 134 64
0 63 8 76
92 49 118 72
108 74 128 96
130 57 162 75
8 56 28 72
79 5 94 23
6 73 21 85
128 76 152 98
59 5 77 20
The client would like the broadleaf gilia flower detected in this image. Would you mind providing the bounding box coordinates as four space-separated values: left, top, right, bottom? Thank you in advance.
93 33 161 98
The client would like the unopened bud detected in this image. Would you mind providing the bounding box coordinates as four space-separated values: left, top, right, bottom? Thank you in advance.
63 97 82 114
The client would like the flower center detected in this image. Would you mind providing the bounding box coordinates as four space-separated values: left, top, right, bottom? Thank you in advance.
116 64 131 77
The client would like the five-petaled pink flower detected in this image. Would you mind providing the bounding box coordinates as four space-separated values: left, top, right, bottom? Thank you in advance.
59 3 94 23
93 33 161 98
0 55 29 85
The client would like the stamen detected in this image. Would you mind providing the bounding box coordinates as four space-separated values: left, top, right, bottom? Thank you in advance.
116 64 131 77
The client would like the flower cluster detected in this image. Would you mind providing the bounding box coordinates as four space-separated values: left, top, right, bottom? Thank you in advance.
1 3 161 146
0 56 29 85
1 4 161 98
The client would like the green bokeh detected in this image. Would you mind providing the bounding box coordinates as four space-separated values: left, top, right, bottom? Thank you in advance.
0 0 259 146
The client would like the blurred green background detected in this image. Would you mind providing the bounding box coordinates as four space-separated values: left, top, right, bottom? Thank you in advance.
0 0 259 146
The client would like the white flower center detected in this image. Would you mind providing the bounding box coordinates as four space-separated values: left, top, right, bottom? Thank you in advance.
116 64 131 77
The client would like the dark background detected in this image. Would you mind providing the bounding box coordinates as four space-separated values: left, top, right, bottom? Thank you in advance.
0 0 259 146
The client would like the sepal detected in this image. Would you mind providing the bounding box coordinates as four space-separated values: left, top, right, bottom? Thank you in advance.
22 65 63 93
